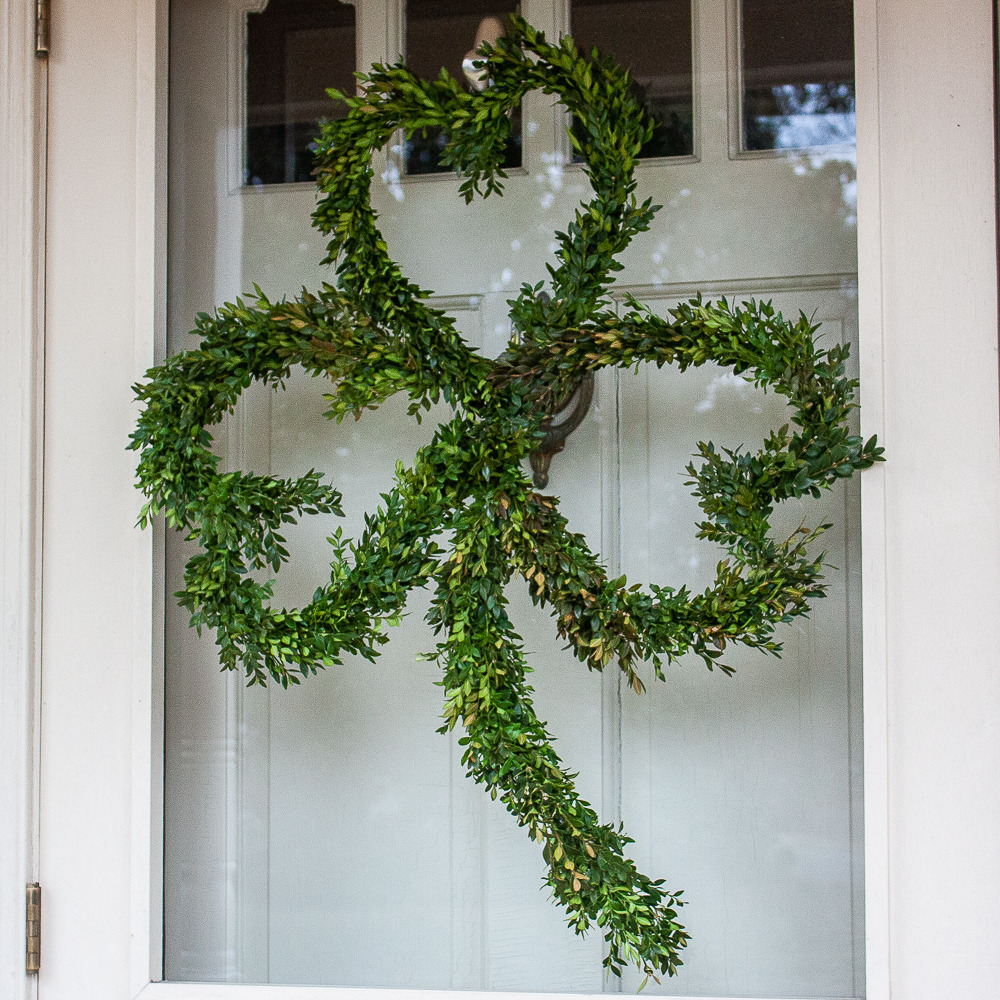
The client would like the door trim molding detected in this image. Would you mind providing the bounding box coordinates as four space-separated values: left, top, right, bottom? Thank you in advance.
612 271 857 301
853 4 889 995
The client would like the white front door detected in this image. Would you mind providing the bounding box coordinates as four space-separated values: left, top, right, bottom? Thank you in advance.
164 1 862 996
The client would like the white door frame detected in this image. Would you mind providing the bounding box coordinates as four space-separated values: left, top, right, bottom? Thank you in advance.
0 0 47 998
2 0 1000 997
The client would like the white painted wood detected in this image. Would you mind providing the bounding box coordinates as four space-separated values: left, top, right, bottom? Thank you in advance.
0 0 46 998
29 0 1000 999
133 0 170 990
851 5 889 998
855 1 1000 998
614 281 863 998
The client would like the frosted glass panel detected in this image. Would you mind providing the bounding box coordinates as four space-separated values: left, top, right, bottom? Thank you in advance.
165 0 863 994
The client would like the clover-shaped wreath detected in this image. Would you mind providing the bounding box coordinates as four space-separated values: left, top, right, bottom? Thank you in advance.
132 17 883 982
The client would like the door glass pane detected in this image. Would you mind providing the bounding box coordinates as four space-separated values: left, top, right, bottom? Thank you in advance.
165 1 862 996
405 0 522 174
570 0 694 159
741 0 855 151
246 0 356 186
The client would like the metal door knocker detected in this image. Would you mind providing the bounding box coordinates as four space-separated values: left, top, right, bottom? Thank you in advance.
528 371 594 488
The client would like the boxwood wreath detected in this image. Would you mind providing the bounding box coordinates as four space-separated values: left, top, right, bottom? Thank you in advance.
132 17 883 984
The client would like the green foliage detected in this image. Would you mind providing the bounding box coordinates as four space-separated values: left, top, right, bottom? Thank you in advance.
131 16 883 982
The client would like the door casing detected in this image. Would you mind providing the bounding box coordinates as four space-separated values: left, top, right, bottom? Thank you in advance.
3 0 999 997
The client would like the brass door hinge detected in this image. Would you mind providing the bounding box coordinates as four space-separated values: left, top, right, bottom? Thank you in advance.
35 0 50 58
26 883 40 973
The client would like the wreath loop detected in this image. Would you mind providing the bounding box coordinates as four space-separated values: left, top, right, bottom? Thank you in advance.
132 17 882 982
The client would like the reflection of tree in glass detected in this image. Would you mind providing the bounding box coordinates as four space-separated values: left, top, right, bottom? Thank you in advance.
745 81 855 152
